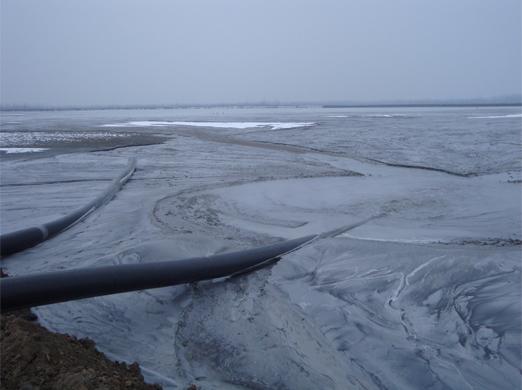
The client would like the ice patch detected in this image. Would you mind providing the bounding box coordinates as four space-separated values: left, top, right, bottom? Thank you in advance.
469 114 522 119
325 114 414 119
100 121 315 130
365 114 412 118
0 147 49 154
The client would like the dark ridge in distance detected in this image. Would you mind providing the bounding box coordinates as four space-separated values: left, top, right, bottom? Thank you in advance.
323 103 522 108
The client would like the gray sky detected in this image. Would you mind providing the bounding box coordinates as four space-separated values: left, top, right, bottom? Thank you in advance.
1 0 521 106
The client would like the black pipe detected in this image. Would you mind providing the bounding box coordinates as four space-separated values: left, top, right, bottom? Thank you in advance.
0 235 315 312
0 158 136 258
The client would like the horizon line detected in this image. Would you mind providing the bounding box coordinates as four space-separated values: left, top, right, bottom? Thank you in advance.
1 98 521 112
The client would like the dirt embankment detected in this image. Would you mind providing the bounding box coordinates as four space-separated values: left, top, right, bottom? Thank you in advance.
0 310 162 390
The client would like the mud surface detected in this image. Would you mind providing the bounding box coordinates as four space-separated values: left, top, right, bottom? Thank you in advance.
1 106 520 389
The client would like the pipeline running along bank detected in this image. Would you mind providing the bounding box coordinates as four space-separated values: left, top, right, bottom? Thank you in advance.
1 235 315 312
0 158 136 258
0 157 314 313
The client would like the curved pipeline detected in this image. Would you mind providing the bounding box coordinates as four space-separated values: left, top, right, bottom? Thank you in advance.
0 235 315 312
0 158 136 258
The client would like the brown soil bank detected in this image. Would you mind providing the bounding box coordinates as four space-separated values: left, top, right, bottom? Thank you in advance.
0 312 161 390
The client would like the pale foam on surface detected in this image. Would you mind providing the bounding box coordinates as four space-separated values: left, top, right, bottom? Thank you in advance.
100 121 315 130
0 131 126 146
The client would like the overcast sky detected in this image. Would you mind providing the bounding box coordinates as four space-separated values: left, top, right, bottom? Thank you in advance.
1 0 521 106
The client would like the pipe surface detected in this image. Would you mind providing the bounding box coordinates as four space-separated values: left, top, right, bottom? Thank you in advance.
0 235 315 312
0 158 136 258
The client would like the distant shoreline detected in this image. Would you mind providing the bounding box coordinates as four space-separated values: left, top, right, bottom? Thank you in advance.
322 103 522 108
1 102 521 113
